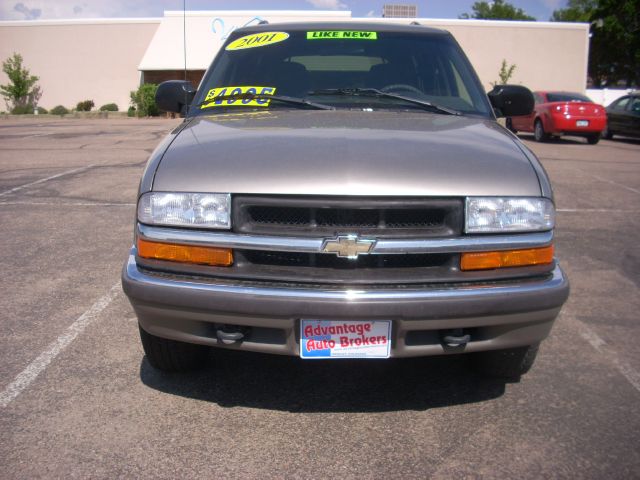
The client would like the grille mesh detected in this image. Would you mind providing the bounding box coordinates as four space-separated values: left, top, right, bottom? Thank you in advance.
241 251 450 269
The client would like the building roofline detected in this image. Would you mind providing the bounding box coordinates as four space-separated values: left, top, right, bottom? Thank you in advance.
163 10 352 17
403 18 589 30
0 18 161 27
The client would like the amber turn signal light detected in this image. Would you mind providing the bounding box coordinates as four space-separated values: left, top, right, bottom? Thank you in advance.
460 245 554 271
137 238 233 267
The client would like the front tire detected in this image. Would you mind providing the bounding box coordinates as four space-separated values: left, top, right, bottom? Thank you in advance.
139 325 209 372
602 124 613 139
472 343 540 378
534 119 549 142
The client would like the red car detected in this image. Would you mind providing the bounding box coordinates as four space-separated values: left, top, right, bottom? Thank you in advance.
508 91 607 144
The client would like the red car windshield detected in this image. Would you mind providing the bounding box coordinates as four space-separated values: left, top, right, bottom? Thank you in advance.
546 93 592 103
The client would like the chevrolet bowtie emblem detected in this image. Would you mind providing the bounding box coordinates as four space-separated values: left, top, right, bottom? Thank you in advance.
321 235 376 259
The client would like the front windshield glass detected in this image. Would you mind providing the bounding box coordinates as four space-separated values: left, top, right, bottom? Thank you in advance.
190 28 492 117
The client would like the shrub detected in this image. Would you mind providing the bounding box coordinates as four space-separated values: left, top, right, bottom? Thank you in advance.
10 105 46 114
127 106 136 117
11 105 34 114
99 103 119 112
130 83 159 117
76 100 94 111
50 105 69 115
491 59 517 87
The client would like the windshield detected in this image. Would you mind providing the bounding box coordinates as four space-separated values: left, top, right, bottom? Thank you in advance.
190 28 492 117
546 93 592 103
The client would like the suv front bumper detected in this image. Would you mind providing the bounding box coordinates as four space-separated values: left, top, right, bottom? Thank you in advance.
122 251 569 358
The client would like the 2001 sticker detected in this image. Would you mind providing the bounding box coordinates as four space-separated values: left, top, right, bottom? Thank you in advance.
200 86 276 109
225 31 289 50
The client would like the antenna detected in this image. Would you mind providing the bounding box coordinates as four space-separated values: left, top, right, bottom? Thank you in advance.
183 0 187 81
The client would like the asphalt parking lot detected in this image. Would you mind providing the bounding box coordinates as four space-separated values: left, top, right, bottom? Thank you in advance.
1 117 639 478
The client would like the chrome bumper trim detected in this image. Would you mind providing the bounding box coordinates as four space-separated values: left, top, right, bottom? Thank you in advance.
137 224 553 254
123 252 567 303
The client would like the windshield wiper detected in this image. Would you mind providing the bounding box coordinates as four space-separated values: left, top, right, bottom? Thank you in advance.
308 88 461 116
194 93 334 111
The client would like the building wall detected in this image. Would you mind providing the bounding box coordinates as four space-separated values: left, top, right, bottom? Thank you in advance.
0 19 159 111
420 19 589 93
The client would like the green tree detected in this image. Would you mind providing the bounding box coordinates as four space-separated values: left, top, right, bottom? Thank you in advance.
130 83 160 117
0 53 42 113
550 0 639 87
590 0 639 87
460 0 536 20
550 0 596 21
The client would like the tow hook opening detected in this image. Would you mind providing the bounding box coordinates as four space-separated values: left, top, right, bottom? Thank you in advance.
215 324 248 345
440 328 471 348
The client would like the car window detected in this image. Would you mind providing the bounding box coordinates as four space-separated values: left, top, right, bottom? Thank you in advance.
546 93 592 102
289 55 383 71
610 97 630 110
449 60 472 105
628 98 640 112
193 29 492 117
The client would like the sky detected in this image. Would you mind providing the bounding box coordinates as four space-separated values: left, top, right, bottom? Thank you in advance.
0 0 568 22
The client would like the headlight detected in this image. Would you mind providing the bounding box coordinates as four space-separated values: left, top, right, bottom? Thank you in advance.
465 197 554 233
138 192 231 229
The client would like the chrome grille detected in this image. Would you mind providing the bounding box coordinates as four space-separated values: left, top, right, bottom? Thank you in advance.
234 195 463 238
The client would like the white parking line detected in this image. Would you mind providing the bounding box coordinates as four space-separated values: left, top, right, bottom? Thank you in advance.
0 201 135 207
587 174 640 195
0 283 120 408
574 317 640 394
0 165 95 198
557 208 640 213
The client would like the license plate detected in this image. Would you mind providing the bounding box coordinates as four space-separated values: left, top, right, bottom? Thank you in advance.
576 120 589 127
300 319 392 359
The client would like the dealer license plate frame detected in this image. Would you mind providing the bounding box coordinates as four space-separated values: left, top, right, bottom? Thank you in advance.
300 319 392 359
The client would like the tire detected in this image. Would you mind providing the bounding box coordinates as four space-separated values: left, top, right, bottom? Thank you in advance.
139 325 209 372
587 134 600 145
602 124 613 140
472 343 540 378
505 118 517 134
534 119 549 142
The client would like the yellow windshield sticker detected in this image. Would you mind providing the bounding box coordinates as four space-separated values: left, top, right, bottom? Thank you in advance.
200 86 276 109
306 31 378 40
225 32 289 50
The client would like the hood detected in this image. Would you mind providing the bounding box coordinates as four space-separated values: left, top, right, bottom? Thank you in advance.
151 110 541 197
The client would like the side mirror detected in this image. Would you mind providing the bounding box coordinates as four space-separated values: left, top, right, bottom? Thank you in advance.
487 85 534 117
155 80 196 114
